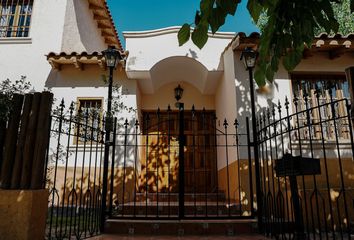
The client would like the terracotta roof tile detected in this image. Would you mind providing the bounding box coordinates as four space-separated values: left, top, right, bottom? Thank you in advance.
88 0 123 50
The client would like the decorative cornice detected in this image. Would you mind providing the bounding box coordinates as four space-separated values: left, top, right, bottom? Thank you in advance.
123 26 235 39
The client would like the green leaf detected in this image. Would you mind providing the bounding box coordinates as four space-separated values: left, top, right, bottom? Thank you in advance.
209 7 227 33
191 22 209 49
247 0 263 22
178 24 191 46
254 68 266 87
265 66 275 82
200 0 214 14
351 0 354 13
282 47 304 71
216 0 239 15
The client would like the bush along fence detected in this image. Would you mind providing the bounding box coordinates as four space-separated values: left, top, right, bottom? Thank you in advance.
0 92 53 240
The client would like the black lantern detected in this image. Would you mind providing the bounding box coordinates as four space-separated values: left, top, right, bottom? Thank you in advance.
102 46 122 68
241 47 258 69
174 84 184 102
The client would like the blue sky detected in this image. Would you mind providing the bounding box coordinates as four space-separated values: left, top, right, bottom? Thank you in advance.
106 0 259 48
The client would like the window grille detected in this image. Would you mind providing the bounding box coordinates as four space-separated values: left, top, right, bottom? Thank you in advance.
75 98 103 144
291 74 350 140
0 0 33 38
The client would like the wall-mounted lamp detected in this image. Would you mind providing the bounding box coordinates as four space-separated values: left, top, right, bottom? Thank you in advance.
174 84 184 102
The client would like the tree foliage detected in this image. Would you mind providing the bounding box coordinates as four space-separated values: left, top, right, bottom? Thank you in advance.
0 76 31 121
178 0 354 86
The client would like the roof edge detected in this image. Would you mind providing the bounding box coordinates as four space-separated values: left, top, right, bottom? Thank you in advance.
123 26 235 39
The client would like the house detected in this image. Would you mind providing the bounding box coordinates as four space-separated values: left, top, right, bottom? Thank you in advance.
1 0 354 239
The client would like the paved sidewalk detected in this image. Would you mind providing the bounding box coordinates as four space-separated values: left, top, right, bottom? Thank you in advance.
89 235 270 240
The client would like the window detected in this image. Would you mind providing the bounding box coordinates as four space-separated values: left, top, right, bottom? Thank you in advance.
75 98 103 144
291 74 350 140
0 0 33 38
292 74 349 107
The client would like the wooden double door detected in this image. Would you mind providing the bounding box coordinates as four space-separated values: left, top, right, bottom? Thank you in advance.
141 109 217 194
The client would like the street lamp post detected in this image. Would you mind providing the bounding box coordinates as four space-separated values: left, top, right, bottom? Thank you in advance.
100 46 122 232
241 47 263 233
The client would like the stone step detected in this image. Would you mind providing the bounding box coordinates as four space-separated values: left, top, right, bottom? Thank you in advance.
104 219 257 236
113 202 242 217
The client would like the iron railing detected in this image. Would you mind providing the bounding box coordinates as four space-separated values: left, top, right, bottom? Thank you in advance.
108 106 255 219
257 92 354 239
45 100 106 240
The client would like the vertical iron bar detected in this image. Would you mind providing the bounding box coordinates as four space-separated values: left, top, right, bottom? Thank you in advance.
224 119 231 216
133 119 139 217
109 118 117 217
191 105 197 216
156 108 160 217
329 92 350 239
259 115 269 235
248 67 263 232
77 109 90 238
145 114 150 217
68 107 81 238
284 98 295 239
213 113 219 217
246 118 254 216
263 112 273 235
266 109 276 233
304 94 323 240
234 119 242 215
178 103 185 219
293 96 308 239
84 108 96 236
203 109 208 216
167 106 171 217
59 103 74 238
101 66 114 232
48 99 64 239
122 119 129 216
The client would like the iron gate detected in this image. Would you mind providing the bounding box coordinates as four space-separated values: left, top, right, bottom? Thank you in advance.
108 105 255 219
257 93 354 239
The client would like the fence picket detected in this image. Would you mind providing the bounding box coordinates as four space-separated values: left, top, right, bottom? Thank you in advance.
30 91 53 189
0 94 24 189
20 92 41 189
10 94 33 189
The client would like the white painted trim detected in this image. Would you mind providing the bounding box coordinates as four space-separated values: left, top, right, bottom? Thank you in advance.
123 26 235 39
0 37 32 44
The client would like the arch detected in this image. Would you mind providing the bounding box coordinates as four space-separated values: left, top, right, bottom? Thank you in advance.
150 56 209 94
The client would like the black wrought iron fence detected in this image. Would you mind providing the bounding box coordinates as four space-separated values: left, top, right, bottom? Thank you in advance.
257 92 354 239
45 100 106 240
108 106 255 219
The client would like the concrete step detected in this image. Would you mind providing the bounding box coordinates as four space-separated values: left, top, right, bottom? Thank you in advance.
104 219 258 236
113 203 242 217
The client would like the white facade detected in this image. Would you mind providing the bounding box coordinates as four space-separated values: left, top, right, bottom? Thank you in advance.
0 0 115 92
1 1 353 192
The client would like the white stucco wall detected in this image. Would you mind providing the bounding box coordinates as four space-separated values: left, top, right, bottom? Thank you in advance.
215 47 238 170
61 0 107 53
0 0 67 90
124 27 235 72
140 81 215 111
0 0 109 91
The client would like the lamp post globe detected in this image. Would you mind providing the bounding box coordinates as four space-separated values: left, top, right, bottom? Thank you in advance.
241 47 257 69
102 46 122 68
